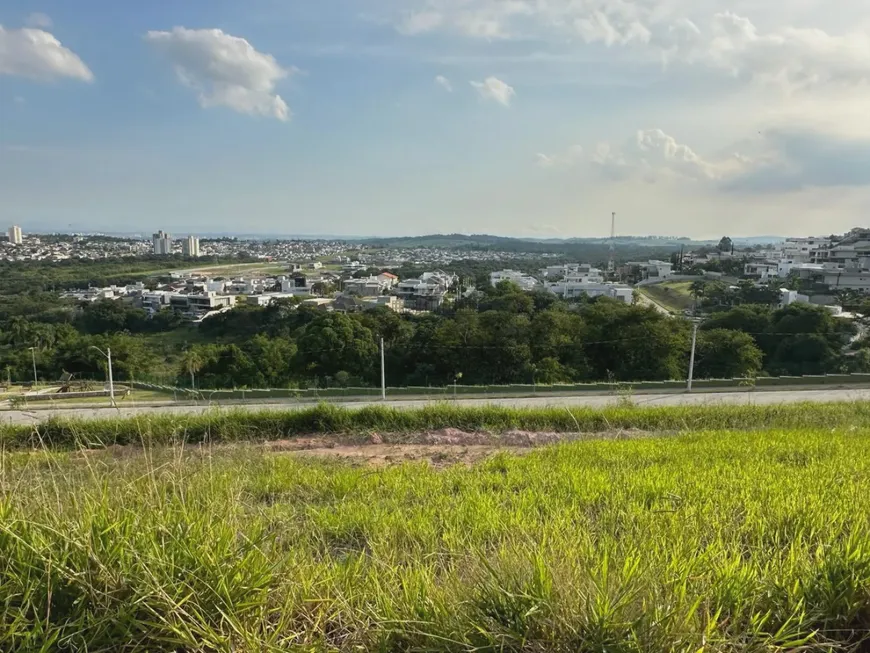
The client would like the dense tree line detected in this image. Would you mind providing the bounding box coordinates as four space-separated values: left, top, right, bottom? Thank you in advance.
0 280 862 388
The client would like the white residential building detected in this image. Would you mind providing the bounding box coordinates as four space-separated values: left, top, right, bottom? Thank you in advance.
395 272 455 311
645 260 673 279
170 292 235 317
6 225 22 245
280 276 314 296
141 291 176 314
182 236 200 257
779 236 832 263
546 281 633 304
744 262 780 280
813 229 870 270
780 289 810 307
247 293 304 307
343 276 384 297
624 260 673 281
490 270 540 291
823 270 870 293
540 263 605 282
377 272 399 288
152 230 172 255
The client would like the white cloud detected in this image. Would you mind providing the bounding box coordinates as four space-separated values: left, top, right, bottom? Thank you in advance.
0 25 93 81
393 0 662 45
26 13 53 29
13 95 25 105
398 11 445 35
697 13 870 89
470 76 515 106
551 128 749 183
393 2 870 92
551 126 870 194
145 27 294 121
535 145 584 167
434 74 453 91
396 0 534 39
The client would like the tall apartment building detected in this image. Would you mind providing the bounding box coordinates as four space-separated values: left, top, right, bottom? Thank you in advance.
182 236 201 257
152 230 172 255
7 225 22 245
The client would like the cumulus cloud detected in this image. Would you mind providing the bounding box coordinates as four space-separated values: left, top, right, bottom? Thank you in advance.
394 2 870 92
145 27 294 121
723 130 870 193
470 76 515 106
434 74 453 91
0 24 93 81
699 13 870 89
543 129 750 183
393 0 665 45
544 126 870 194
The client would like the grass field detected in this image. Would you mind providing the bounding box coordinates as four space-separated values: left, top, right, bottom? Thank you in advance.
1 389 175 408
5 400 870 449
4 422 870 651
163 261 289 278
641 281 695 313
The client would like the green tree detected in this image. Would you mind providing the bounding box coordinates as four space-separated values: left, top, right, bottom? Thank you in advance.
694 329 763 379
180 349 204 389
295 313 378 382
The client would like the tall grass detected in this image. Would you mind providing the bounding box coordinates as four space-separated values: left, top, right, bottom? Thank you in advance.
4 400 870 450
4 429 870 650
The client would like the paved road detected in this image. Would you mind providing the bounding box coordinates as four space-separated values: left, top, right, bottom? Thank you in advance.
2 388 869 426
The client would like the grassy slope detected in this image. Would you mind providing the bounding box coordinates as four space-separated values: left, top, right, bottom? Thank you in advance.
3 427 870 650
641 281 695 313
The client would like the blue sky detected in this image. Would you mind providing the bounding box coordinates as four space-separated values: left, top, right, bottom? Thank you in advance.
3 0 870 238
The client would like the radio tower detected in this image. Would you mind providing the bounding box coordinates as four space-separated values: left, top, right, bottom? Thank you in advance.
607 211 616 275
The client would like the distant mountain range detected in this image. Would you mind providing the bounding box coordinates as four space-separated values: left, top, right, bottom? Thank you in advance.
28 229 786 247
355 233 786 249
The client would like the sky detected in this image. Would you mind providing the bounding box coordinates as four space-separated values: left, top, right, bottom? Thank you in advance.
2 0 870 239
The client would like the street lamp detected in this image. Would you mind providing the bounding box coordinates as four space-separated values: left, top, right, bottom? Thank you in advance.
28 347 38 388
90 346 116 406
687 319 702 393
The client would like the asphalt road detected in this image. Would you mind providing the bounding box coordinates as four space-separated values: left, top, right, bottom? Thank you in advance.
2 388 868 426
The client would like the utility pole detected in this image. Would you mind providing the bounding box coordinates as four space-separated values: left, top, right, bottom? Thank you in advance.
90 346 116 407
29 347 38 387
380 337 386 401
608 211 616 276
107 347 116 407
687 322 699 392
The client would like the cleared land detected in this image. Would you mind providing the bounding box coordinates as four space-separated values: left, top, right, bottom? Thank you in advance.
4 403 870 650
165 261 289 277
640 280 695 313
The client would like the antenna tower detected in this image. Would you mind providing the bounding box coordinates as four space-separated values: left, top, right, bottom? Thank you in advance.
607 211 616 274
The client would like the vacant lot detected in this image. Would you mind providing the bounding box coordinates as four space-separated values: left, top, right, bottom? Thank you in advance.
3 420 870 651
641 280 695 313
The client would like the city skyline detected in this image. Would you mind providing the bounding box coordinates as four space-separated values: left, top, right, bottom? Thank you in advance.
3 0 870 238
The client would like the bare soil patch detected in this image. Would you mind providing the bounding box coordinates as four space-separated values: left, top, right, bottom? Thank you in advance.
264 428 649 466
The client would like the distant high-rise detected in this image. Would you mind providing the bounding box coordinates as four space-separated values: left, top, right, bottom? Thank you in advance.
182 236 201 258
152 230 172 255
7 225 22 245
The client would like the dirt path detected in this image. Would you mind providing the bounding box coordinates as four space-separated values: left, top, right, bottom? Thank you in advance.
263 428 628 466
